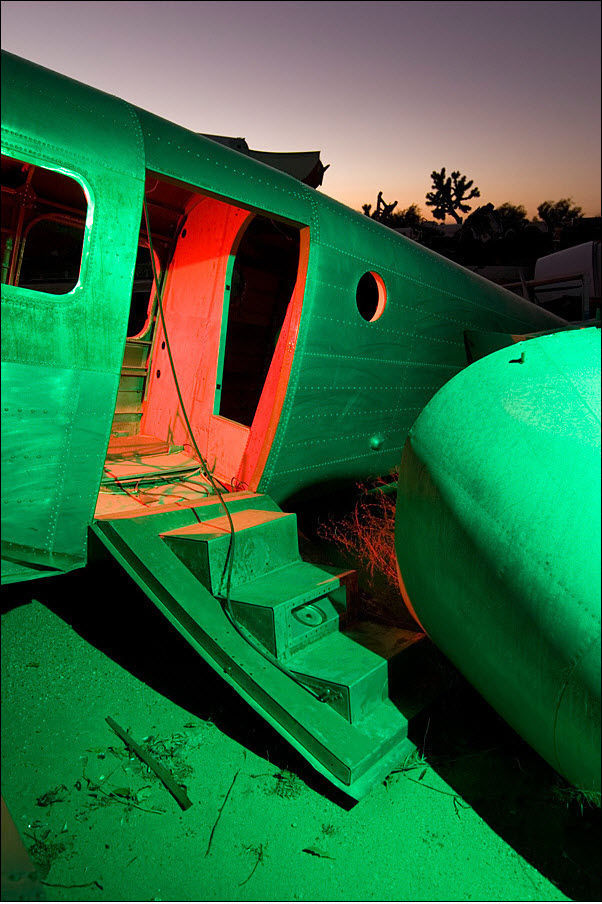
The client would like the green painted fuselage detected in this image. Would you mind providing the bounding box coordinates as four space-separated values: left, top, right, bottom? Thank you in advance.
5 50 595 798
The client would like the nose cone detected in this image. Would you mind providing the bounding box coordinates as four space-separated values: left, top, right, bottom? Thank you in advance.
395 327 601 791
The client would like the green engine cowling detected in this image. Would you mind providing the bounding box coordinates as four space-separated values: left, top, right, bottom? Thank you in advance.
394 326 601 792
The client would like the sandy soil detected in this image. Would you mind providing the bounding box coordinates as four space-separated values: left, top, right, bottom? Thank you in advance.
1 555 599 902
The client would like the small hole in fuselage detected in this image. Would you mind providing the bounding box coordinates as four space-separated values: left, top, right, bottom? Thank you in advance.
356 271 387 322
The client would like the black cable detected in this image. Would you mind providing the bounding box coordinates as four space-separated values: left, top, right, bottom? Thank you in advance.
143 201 236 606
143 199 328 705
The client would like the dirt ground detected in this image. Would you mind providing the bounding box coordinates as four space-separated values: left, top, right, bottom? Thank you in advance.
1 554 600 903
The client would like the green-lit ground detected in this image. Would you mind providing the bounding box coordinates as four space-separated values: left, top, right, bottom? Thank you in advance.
1 555 599 902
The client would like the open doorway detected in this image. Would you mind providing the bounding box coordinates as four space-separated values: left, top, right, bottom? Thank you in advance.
217 215 301 428
97 172 308 518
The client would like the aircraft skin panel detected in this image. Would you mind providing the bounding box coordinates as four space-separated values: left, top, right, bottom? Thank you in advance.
135 107 316 232
257 204 566 503
1 52 146 576
1 363 117 572
0 52 144 185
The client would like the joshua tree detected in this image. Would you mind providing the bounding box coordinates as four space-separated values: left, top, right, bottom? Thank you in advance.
361 196 423 230
361 192 399 226
426 167 480 224
375 191 399 222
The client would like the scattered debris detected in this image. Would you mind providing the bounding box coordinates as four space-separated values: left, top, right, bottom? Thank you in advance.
321 823 336 836
80 775 165 816
78 757 165 817
24 826 69 879
249 767 303 799
383 752 469 817
271 769 302 799
383 747 432 788
400 774 470 819
142 733 194 781
239 842 267 886
36 785 68 807
205 765 242 857
105 716 193 811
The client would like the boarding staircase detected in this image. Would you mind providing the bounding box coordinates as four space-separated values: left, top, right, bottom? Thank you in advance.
93 488 416 797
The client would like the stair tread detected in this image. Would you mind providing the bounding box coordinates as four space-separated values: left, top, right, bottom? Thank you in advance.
288 630 386 684
161 508 293 539
229 560 340 607
107 435 170 458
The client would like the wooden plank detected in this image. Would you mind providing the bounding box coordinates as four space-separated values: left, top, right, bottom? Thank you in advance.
105 717 193 811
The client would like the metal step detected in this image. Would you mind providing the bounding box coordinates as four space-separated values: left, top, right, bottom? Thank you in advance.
161 509 300 595
228 561 344 659
120 366 149 377
287 630 388 724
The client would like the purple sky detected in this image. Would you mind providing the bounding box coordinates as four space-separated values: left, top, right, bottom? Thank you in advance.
1 1 600 219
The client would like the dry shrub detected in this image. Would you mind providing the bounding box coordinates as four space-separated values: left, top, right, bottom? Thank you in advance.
317 475 404 624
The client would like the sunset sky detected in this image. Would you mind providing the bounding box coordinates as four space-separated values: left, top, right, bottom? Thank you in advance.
1 0 600 219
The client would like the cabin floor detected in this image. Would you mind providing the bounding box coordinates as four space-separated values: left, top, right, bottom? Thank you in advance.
95 434 217 521
2 568 599 901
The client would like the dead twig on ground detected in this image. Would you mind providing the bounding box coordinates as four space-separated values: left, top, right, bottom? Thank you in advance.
41 879 103 891
36 785 69 807
205 766 242 857
105 716 193 811
83 778 165 815
302 847 335 860
239 843 266 886
401 773 469 818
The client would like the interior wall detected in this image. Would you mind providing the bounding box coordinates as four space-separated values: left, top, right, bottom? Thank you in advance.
141 189 308 491
141 195 250 467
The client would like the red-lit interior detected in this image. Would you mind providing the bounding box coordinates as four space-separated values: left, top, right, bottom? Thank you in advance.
134 175 307 490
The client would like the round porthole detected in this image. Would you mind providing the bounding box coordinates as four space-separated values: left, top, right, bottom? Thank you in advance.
356 271 387 322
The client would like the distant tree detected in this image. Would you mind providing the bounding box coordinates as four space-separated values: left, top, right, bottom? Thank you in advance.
426 167 480 224
461 203 498 241
537 198 583 230
414 219 444 249
362 204 372 217
399 203 422 228
495 202 528 236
